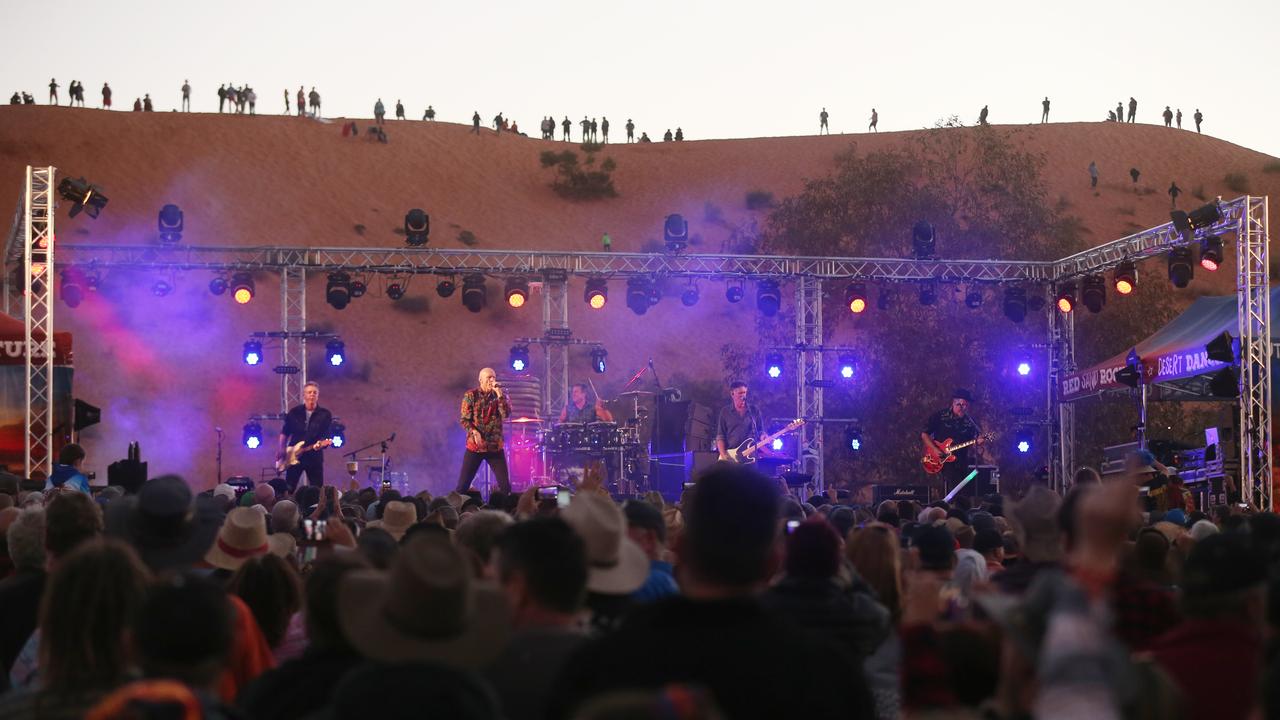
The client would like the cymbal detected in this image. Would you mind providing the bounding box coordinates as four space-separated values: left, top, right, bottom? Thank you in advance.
618 390 655 397
509 417 542 424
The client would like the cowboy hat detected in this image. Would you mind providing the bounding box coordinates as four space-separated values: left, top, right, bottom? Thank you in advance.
562 493 649 595
337 534 509 668
104 475 222 573
378 501 417 541
205 507 279 571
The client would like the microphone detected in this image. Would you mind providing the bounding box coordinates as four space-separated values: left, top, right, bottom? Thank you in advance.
215 427 223 433
648 358 655 369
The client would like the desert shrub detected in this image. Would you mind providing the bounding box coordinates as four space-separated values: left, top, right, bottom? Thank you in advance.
745 190 776 210
539 150 618 200
1224 172 1250 193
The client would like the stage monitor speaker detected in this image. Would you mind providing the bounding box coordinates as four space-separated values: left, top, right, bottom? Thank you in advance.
872 484 929 505
650 451 718 501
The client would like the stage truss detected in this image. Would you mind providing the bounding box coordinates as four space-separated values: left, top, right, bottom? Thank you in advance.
5 167 1269 503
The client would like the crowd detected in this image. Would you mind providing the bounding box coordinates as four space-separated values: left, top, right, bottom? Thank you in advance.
0 440 1272 720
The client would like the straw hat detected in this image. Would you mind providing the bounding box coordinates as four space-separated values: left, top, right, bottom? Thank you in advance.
562 493 649 595
378 501 417 541
205 507 289 571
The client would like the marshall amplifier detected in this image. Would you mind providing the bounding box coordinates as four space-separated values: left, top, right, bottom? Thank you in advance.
872 484 929 505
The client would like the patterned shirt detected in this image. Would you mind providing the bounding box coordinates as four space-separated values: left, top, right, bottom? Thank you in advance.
461 388 511 452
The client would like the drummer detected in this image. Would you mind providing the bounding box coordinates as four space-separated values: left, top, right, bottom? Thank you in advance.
558 383 614 424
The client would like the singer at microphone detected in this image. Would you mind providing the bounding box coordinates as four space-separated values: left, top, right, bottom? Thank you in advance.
455 367 512 494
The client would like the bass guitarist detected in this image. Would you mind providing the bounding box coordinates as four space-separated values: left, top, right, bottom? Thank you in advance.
278 381 333 490
921 388 986 494
716 381 770 462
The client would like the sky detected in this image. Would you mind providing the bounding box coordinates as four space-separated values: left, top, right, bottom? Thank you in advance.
3 0 1278 156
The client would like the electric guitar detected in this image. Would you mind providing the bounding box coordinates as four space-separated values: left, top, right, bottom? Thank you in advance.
921 433 995 474
276 438 333 473
726 419 805 464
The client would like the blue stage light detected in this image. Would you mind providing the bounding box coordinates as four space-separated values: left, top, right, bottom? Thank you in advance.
1017 440 1030 453
243 340 262 366
846 426 863 452
243 420 263 449
509 345 530 374
326 339 345 367
771 438 784 451
765 353 784 379
330 420 346 448
1017 361 1031 376
1015 426 1035 454
838 353 856 380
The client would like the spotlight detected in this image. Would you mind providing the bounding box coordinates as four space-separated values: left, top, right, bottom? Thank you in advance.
509 344 531 373
461 274 487 312
681 282 699 307
771 438 784 451
918 281 937 306
505 277 530 308
877 288 895 311
912 221 935 259
647 283 662 307
1113 261 1137 295
1081 274 1106 313
1205 331 1236 363
756 280 781 316
725 282 744 304
157 204 183 244
404 208 430 246
57 176 109 219
1172 201 1222 240
386 279 406 300
845 283 867 313
626 277 651 315
60 269 85 308
231 272 254 304
349 279 367 299
330 420 346 448
243 340 263 366
1016 360 1031 377
1167 247 1193 288
838 353 856 380
326 339 346 367
590 347 608 374
845 426 863 452
585 278 608 309
1055 282 1076 313
1002 286 1027 323
436 277 456 298
243 420 263 450
765 352 784 380
152 279 173 297
209 276 228 296
1199 235 1223 271
663 214 688 252
1015 426 1034 454
964 286 983 309
326 272 352 310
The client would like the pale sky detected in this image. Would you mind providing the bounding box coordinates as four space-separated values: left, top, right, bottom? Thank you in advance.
4 0 1278 157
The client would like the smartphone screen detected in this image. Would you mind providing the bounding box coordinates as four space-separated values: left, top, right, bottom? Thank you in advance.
557 487 572 508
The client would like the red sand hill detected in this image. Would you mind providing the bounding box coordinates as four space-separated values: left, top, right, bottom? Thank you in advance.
0 107 1276 491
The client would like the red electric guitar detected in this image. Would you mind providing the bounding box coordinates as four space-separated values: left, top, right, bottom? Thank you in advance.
921 433 995 474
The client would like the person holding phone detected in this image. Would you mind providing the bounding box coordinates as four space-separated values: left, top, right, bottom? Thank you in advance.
457 367 513 494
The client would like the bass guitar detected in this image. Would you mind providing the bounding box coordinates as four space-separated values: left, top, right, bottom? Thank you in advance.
276 438 333 473
921 433 995 474
727 419 805 464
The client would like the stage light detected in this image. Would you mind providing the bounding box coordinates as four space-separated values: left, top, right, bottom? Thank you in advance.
1167 247 1193 288
230 272 254 304
1015 426 1034 454
771 438 784 451
243 340 263 366
157 204 183 244
1172 201 1221 241
152 279 173 297
386 279 406 300
664 214 688 252
1205 331 1236 363
349 279 367 299
757 280 781 316
681 282 699 307
845 283 867 314
1016 355 1031 376
626 277 651 315
838 353 856 379
330 420 346 448
1055 282 1076 313
765 353 784 379
912 221 935 259
86 274 100 292
918 281 937 306
57 176 108 219
243 420 263 450
1081 274 1106 313
590 347 608 374
845 426 863 452
436 277 456 298
964 286 983 309
1199 235 1223 271
509 344 530 373
326 339 346 367
1113 261 1137 295
647 283 662 307
1002 286 1027 323
60 269 85 308
877 288 895 311
326 272 352 310
404 208 430 246
585 278 608 309
1026 291 1045 312
462 274 487 312
209 276 228 296
726 281 744 304
505 277 529 308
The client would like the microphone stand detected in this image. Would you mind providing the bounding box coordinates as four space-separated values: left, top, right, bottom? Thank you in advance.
215 427 224 487
344 433 397 489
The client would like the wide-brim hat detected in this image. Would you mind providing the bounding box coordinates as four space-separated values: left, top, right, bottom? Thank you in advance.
104 475 222 573
337 534 509 668
562 493 650 595
204 507 271 571
380 501 417 541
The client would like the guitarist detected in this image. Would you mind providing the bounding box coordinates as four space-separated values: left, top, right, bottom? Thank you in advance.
921 388 986 494
715 381 768 462
278 381 333 490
